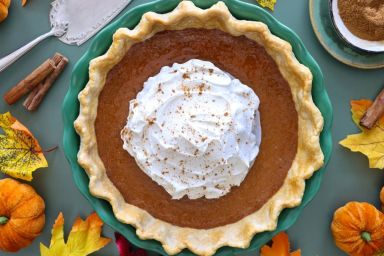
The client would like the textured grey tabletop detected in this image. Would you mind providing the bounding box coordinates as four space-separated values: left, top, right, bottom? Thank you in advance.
1 0 384 255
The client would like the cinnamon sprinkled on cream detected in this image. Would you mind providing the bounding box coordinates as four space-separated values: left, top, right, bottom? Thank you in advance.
121 59 261 199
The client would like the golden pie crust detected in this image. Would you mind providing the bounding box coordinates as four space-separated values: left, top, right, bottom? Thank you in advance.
74 1 324 255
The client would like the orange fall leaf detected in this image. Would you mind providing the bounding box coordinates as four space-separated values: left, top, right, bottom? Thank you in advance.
260 232 301 256
40 212 111 256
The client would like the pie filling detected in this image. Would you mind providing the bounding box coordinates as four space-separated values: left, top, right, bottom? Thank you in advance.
121 59 261 200
95 28 298 229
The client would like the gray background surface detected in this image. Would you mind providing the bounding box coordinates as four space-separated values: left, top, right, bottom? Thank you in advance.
1 0 384 255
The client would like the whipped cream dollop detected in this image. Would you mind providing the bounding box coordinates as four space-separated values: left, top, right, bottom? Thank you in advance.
121 59 261 199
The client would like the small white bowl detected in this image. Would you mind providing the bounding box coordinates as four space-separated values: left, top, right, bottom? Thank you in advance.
330 0 384 53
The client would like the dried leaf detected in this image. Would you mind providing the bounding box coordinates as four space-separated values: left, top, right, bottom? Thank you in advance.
256 0 277 11
260 232 301 256
0 112 47 181
115 232 148 256
40 212 111 256
21 0 27 6
340 100 384 169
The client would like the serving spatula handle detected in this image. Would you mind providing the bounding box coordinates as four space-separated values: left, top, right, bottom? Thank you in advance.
0 29 55 73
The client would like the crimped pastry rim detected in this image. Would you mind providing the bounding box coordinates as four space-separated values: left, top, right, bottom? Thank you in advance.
74 1 324 255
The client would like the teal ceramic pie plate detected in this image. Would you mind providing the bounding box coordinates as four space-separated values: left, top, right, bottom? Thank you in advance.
62 0 333 255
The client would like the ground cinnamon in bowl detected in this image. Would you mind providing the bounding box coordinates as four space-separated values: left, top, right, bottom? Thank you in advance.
338 0 384 41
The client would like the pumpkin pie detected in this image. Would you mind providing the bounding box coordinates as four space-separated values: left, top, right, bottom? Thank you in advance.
74 1 324 255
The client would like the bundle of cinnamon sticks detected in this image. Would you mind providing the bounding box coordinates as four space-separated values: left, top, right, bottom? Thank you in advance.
4 53 68 111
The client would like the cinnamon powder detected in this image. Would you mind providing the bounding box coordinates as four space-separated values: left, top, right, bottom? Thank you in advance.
338 0 384 41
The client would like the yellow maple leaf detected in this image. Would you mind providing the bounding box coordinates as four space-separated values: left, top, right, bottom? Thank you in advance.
340 100 384 169
260 232 301 256
256 0 277 11
0 112 47 181
40 212 111 256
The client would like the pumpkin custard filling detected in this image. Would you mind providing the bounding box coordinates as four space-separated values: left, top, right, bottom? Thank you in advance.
95 28 298 229
75 2 324 255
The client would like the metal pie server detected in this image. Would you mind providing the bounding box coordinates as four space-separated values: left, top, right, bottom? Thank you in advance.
0 0 133 73
0 20 68 72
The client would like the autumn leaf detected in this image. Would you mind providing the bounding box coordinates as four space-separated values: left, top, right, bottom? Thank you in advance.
115 232 148 256
340 100 384 169
256 0 277 11
40 212 111 256
21 0 28 6
0 112 47 181
260 232 301 256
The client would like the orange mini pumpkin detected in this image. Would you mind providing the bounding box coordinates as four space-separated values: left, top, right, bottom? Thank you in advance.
331 202 384 256
0 178 45 252
0 0 11 22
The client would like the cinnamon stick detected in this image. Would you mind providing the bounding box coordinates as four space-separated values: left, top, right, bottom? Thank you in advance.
4 59 55 105
23 53 65 109
360 89 384 129
23 83 41 108
24 55 68 111
51 53 64 65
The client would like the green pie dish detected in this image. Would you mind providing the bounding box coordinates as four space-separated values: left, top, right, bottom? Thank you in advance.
62 0 333 255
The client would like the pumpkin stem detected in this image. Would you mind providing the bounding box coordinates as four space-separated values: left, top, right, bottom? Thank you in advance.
0 216 8 225
361 231 372 242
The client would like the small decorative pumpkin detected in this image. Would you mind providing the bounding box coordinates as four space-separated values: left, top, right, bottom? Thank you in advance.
0 178 45 252
331 202 384 256
0 0 10 22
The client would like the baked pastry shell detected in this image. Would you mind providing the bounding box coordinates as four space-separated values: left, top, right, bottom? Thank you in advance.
74 1 324 255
